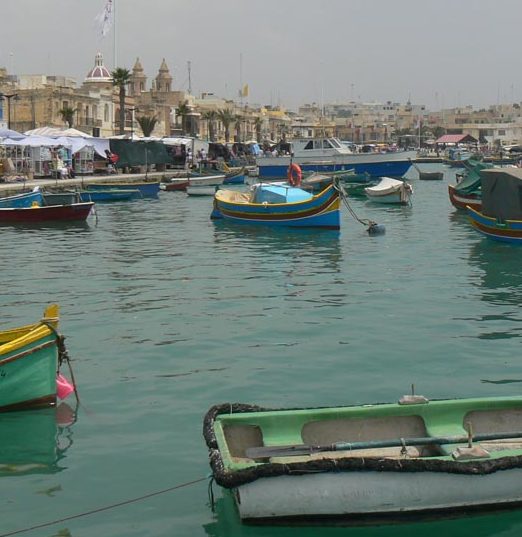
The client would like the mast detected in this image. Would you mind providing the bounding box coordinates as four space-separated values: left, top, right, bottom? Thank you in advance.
113 0 117 68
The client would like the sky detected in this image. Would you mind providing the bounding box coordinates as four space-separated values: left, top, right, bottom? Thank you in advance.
2 0 522 112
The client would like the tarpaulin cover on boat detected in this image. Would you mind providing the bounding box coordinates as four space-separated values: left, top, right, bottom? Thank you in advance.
481 168 522 219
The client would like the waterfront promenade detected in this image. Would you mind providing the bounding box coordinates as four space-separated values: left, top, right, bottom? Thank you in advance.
0 169 186 196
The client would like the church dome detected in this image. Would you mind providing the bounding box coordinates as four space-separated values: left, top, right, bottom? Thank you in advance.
85 52 112 83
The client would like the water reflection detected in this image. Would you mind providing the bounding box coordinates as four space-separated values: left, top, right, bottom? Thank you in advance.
203 495 522 537
468 241 522 307
0 403 76 476
212 222 343 273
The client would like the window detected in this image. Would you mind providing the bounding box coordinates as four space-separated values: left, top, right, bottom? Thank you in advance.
104 104 109 122
498 129 506 135
304 140 313 150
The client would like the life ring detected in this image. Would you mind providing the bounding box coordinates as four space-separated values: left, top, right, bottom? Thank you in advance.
287 163 302 187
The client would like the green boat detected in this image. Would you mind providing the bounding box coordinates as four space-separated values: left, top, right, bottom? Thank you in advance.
0 304 74 412
205 394 522 523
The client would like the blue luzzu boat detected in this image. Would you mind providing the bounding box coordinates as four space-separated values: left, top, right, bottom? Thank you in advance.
0 187 43 208
211 180 341 229
467 168 522 244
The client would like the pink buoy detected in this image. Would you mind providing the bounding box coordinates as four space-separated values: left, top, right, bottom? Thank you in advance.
56 373 74 400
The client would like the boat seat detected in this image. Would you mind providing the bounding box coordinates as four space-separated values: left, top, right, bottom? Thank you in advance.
301 415 428 445
464 408 522 434
223 424 264 459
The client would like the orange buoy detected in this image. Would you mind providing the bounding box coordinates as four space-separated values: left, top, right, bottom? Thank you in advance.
287 163 302 187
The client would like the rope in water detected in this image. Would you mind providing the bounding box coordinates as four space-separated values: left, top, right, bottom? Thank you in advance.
333 179 377 230
0 477 207 537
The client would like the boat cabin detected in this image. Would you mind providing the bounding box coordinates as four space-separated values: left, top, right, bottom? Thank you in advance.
289 137 354 158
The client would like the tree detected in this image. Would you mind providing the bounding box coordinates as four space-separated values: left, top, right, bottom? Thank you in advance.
137 115 158 137
218 108 235 143
112 67 131 135
176 101 190 135
202 110 218 141
59 106 76 128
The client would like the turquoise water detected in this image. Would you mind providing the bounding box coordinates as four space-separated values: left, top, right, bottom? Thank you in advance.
1 164 522 537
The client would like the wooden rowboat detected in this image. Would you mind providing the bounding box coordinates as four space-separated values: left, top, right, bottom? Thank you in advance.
205 394 522 523
0 202 94 223
0 305 75 412
448 184 482 211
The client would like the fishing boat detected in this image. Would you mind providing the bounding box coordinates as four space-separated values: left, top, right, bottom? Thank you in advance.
187 174 226 196
419 171 444 180
77 188 139 202
0 305 75 412
211 180 341 229
0 201 94 223
160 178 190 192
205 394 522 523
448 159 489 211
448 184 482 211
0 187 43 208
467 167 522 243
256 137 416 179
223 167 247 185
85 180 160 198
365 177 413 204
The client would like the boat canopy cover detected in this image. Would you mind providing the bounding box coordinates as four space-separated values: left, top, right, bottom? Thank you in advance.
366 177 403 195
251 183 313 204
454 160 490 194
481 168 522 219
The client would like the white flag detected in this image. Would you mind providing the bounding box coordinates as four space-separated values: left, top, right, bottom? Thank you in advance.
95 0 113 38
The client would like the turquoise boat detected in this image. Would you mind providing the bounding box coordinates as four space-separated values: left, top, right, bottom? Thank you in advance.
205 394 522 523
0 187 43 208
211 181 341 229
77 188 139 202
0 305 74 412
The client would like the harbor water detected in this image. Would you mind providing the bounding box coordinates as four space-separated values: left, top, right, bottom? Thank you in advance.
1 164 522 537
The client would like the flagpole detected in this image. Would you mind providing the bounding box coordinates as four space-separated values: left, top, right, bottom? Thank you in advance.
113 0 117 68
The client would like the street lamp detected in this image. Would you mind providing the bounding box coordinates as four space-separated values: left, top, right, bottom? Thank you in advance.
0 93 19 129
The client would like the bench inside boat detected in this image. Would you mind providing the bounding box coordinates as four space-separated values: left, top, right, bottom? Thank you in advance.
218 402 522 463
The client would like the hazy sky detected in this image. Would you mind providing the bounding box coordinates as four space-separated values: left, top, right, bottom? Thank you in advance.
2 0 521 111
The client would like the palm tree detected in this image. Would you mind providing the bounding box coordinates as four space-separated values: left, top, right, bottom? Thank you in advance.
218 108 235 143
176 101 190 135
112 67 131 135
202 110 218 141
137 115 158 137
59 106 76 128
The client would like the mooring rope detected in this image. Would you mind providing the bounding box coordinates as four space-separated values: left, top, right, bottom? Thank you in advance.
0 477 207 537
333 179 378 231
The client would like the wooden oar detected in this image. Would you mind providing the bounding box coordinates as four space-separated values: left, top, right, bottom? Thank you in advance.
246 431 522 459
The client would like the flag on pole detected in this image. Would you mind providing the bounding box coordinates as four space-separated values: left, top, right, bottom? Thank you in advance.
95 0 113 38
242 84 249 97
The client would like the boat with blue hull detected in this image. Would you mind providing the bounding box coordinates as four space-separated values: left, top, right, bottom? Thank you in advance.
211 180 341 229
0 187 43 208
256 137 416 179
85 181 160 198
467 168 522 244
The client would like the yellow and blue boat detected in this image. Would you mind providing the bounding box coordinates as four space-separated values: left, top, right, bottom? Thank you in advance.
211 180 341 229
0 305 73 412
467 167 522 244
